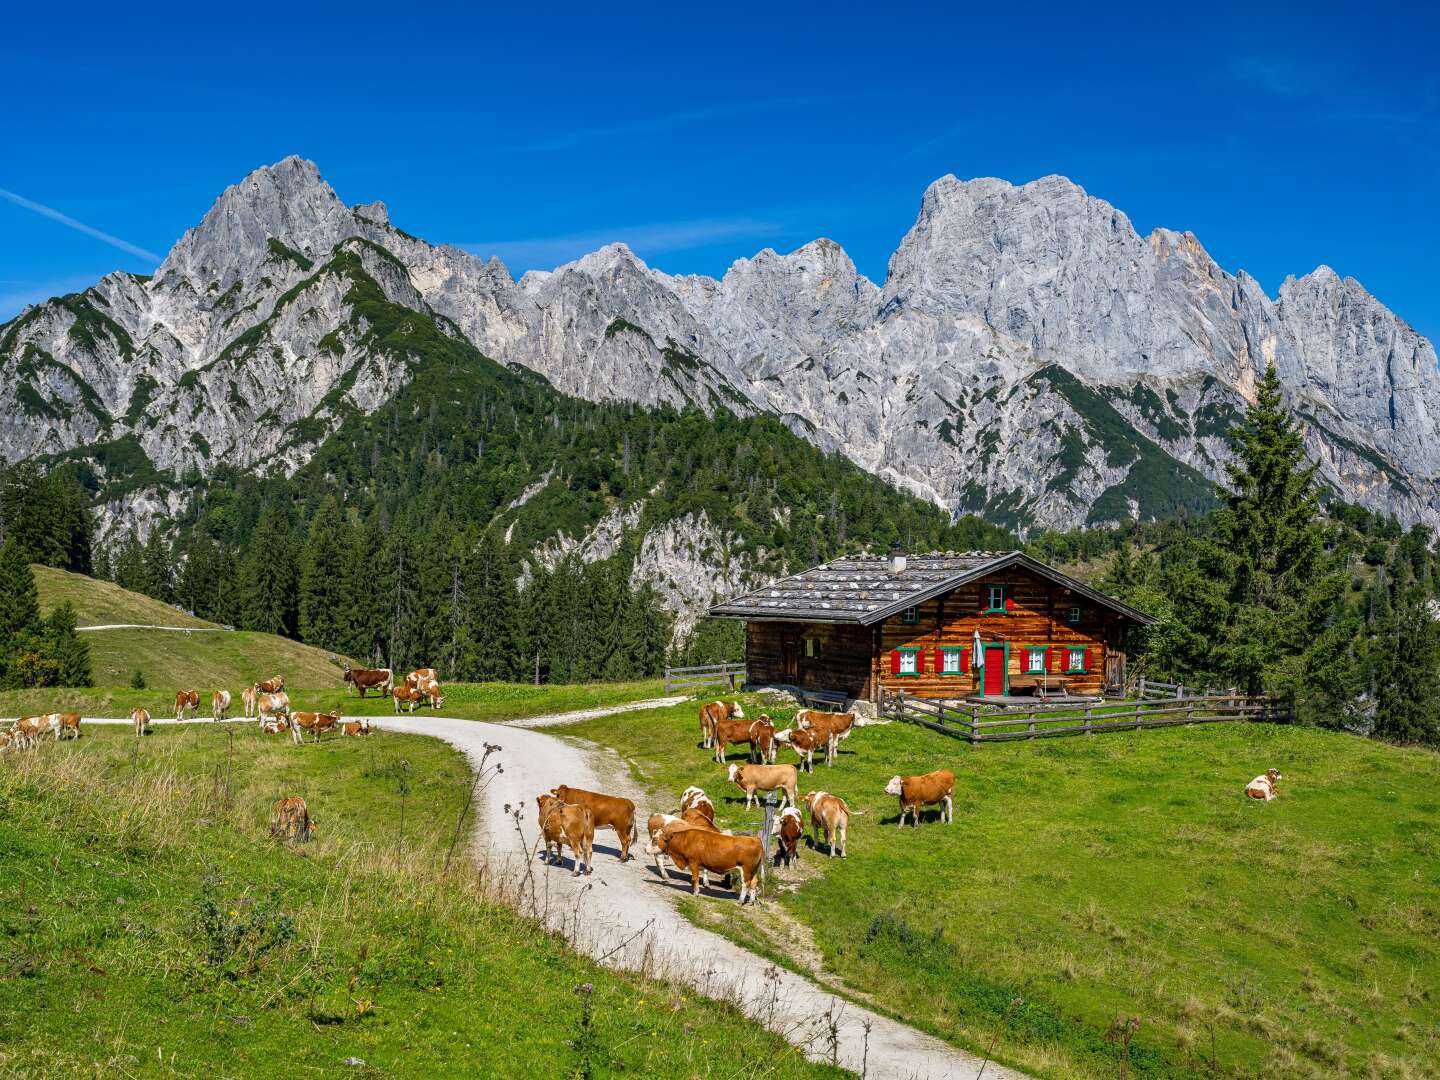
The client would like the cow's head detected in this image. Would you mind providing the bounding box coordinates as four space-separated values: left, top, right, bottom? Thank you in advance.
680 785 705 809
779 806 802 825
727 764 742 784
884 776 904 796
1266 768 1282 783
644 829 672 857
774 728 793 745
731 702 745 719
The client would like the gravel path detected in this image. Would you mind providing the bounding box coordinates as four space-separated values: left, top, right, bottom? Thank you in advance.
29 703 1028 1079
75 623 231 632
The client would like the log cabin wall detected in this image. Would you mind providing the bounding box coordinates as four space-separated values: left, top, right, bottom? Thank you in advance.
873 566 1113 700
744 620 874 699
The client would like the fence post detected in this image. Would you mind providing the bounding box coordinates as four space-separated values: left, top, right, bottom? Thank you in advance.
760 792 776 860
1027 709 1037 738
1083 705 1093 735
1176 683 1184 699
1138 676 1147 699
1134 698 1142 728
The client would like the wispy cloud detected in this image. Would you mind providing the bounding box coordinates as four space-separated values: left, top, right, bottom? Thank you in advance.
0 274 105 321
0 188 161 262
462 217 781 268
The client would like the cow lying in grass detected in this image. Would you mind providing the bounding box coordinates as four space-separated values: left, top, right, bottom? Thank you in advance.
550 785 637 862
727 762 798 809
699 700 744 749
885 769 955 827
537 794 595 876
340 718 371 737
646 827 764 903
1246 768 1283 801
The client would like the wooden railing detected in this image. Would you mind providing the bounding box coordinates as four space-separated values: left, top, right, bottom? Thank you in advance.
663 661 746 695
880 688 1291 743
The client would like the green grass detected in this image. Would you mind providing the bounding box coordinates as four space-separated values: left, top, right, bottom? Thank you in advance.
0 724 844 1079
0 679 666 724
34 565 220 629
563 693 1440 1080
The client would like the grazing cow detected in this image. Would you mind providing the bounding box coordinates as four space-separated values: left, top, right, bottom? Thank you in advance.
242 685 258 719
1246 768 1283 802
774 726 826 773
794 709 859 766
679 786 716 826
804 790 853 858
12 715 53 748
549 785 637 862
53 713 82 741
646 812 721 881
536 794 595 876
261 717 291 734
727 762 798 809
131 707 150 737
392 685 422 713
290 711 339 744
885 769 955 828
257 692 291 726
174 690 200 721
212 690 232 722
270 796 315 843
342 664 393 698
712 715 768 764
340 718 371 737
698 700 744 749
418 677 444 710
256 675 285 695
404 667 438 690
774 806 804 867
747 716 778 764
647 828 764 903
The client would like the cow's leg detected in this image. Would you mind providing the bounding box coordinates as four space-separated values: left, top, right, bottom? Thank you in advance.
690 867 701 895
944 794 953 823
839 820 848 858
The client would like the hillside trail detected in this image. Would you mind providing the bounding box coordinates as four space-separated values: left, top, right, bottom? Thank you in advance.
42 700 1027 1079
74 623 233 632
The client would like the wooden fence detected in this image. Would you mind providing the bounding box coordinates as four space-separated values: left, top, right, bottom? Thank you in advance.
663 661 746 695
880 688 1291 743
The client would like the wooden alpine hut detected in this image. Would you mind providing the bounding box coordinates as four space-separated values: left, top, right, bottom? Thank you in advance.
709 550 1156 704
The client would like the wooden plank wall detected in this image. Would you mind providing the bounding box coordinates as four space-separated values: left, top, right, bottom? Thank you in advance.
745 621 873 698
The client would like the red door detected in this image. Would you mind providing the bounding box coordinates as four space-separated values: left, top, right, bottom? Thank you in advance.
983 645 1006 696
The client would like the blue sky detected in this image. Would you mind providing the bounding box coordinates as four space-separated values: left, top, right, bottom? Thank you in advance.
3 2 1437 342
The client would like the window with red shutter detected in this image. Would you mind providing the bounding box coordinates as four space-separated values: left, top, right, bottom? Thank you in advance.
1083 647 1093 672
960 647 970 671
932 647 943 674
890 649 902 675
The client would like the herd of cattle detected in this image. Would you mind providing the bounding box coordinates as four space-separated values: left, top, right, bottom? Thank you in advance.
532 698 958 904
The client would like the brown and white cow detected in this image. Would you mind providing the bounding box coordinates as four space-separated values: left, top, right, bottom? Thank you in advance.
537 794 595 876
747 716 778 764
1246 768 1283 802
131 707 150 737
12 714 54 748
679 785 716 826
242 685 258 719
261 716 291 735
256 675 285 695
174 690 200 721
212 690 232 722
804 790 853 858
257 691 291 726
774 806 804 867
391 685 422 713
645 812 720 881
418 677 443 710
712 715 770 764
727 762 798 809
698 700 744 749
290 711 339 744
53 712 82 741
774 726 826 773
340 718 372 737
343 664 392 698
647 828 764 903
405 667 438 690
549 785 637 862
270 796 315 843
794 709 859 766
885 769 955 827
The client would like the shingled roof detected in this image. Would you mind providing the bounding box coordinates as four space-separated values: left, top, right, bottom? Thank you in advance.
708 551 1157 626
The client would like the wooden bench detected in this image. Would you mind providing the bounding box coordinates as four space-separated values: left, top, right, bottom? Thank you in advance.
1006 675 1070 698
799 689 851 711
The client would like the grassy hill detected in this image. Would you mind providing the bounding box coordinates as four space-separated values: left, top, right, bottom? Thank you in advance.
566 696 1440 1080
0 724 841 1078
31 567 350 689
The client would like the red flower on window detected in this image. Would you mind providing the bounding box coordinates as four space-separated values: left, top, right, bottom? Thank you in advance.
1004 597 1015 613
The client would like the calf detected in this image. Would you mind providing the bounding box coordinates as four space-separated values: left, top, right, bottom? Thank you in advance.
0 728 13 754
340 718 372 737
795 709 858 766
774 806 803 867
256 675 285 695
131 707 150 737
174 690 200 721
885 769 955 827
727 762 798 809
698 700 744 749
261 716 291 735
804 790 852 858
13 714 54 748
748 716 777 764
53 712 82 741
405 667 438 690
774 726 825 773
212 690 232 722
1246 768 1283 802
648 828 764 903
290 711 339 744
270 796 315 843
549 785 637 862
257 691 291 726
242 685 258 718
392 685 422 713
712 716 766 764
537 794 595 876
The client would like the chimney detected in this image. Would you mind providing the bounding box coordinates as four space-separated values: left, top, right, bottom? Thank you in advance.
888 547 907 576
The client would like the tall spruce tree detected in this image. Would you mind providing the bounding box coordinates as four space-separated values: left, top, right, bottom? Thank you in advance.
45 602 93 687
1372 541 1440 745
0 539 41 647
463 530 520 681
298 497 348 649
141 530 174 603
113 530 146 593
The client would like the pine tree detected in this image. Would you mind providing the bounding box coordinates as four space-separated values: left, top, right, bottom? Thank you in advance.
236 506 300 636
45 602 93 687
113 530 145 592
464 530 520 681
298 497 348 649
141 530 174 603
1372 554 1440 745
0 539 42 648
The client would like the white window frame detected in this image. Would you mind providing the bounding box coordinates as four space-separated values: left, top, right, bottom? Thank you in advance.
1067 606 1081 624
941 648 963 674
1026 648 1047 674
986 584 1006 612
901 605 919 624
898 649 919 674
1067 647 1087 673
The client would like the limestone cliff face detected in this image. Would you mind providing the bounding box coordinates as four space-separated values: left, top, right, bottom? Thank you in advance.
4 157 1437 565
